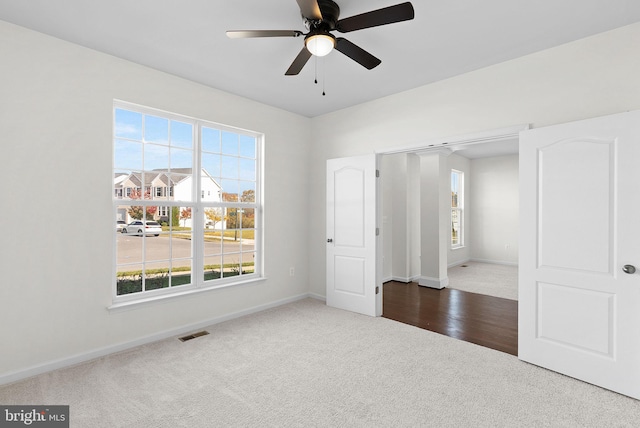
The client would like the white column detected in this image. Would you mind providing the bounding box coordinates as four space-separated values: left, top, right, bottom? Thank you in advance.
418 150 451 289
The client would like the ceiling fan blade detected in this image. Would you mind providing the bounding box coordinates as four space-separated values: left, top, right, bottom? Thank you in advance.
336 2 415 33
226 30 303 39
285 47 313 75
335 38 381 70
296 0 323 20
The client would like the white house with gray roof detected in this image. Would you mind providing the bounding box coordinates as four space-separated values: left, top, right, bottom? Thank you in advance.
114 168 223 228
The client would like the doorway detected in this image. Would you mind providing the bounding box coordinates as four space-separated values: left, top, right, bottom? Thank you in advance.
380 138 520 299
379 133 521 353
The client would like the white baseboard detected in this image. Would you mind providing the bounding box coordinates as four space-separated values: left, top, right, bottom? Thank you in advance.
418 276 449 289
307 292 326 302
448 259 472 268
384 275 420 283
470 258 519 267
0 293 314 386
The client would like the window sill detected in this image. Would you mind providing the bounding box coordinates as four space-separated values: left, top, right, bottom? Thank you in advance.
451 245 466 251
108 276 266 313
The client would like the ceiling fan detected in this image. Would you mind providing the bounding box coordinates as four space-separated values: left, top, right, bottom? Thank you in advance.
226 0 415 75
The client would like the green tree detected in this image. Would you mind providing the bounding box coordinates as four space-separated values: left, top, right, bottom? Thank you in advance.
171 206 180 227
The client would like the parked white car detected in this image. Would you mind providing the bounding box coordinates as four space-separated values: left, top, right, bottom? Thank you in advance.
122 220 162 236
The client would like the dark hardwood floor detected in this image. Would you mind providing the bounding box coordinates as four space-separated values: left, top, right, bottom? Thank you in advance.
382 281 518 356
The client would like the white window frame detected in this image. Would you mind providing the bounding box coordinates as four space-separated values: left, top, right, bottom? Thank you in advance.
451 169 464 248
111 101 264 309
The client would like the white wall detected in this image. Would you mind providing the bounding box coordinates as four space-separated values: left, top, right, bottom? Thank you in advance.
0 21 311 381
470 155 519 265
308 22 640 297
381 154 404 282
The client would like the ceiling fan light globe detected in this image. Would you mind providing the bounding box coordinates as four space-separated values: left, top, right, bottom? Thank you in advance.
305 34 336 57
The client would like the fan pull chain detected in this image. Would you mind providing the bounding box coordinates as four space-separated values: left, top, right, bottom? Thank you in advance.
314 55 318 84
312 56 326 96
322 57 326 96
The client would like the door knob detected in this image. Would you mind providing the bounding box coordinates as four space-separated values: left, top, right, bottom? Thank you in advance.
623 265 636 274
327 238 333 243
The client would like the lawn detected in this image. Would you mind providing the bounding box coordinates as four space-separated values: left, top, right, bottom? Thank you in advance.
116 263 255 295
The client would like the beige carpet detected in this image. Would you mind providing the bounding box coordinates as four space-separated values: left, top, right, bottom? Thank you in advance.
2 298 639 427
448 261 518 300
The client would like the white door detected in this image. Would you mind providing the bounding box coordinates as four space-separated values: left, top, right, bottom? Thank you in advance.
519 110 640 399
326 154 381 317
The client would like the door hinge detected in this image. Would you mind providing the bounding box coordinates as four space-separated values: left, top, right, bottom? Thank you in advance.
376 169 380 178
376 286 380 295
376 227 380 236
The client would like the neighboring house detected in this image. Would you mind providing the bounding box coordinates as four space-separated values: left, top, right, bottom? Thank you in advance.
114 168 224 228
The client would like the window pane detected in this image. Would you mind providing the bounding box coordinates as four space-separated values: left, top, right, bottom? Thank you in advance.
171 120 193 149
175 207 191 229
144 144 169 171
116 228 143 295
451 175 458 207
114 171 130 200
145 234 170 263
239 158 256 181
171 237 192 270
145 115 169 144
168 174 191 201
452 209 460 246
170 271 191 288
220 155 238 179
117 270 142 295
239 135 256 158
241 252 256 274
240 208 255 231
170 147 193 170
167 207 179 229
115 109 142 140
239 185 256 203
115 140 142 171
204 208 225 231
221 131 239 155
145 262 171 292
221 181 239 202
202 153 221 178
204 256 223 281
202 127 220 153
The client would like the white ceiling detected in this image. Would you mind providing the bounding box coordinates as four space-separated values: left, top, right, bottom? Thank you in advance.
1 0 640 117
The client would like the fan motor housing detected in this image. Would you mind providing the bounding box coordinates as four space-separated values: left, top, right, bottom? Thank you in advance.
316 0 340 29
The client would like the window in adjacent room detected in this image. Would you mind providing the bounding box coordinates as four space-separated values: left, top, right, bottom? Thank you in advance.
451 169 463 248
113 102 262 303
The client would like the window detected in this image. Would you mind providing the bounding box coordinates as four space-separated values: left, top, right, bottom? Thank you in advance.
113 102 262 303
451 169 463 248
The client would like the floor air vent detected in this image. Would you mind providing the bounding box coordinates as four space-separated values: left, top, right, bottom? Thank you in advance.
179 331 209 342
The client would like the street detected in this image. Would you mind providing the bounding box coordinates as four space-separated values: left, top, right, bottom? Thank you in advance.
116 233 254 270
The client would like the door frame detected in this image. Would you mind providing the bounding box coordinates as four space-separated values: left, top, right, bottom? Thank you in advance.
374 124 529 309
376 125 530 156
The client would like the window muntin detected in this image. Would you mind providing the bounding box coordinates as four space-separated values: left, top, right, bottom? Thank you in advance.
451 169 463 248
113 103 262 302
